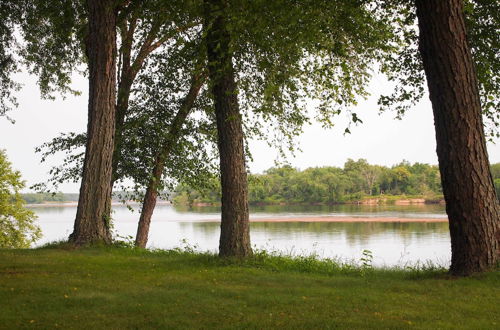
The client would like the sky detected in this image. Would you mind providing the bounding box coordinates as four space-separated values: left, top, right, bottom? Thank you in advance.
1 70 499 193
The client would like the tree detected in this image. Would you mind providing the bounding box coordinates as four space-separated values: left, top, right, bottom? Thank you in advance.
30 1 203 188
344 159 381 195
204 0 252 257
30 0 397 250
23 1 196 245
110 0 201 188
0 150 41 248
135 71 206 248
29 1 210 248
69 0 117 245
415 0 499 275
25 0 213 249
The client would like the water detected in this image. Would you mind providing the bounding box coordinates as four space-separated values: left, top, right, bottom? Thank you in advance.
30 203 450 267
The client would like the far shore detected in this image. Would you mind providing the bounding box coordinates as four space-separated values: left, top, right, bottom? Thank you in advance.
26 198 445 208
26 201 173 207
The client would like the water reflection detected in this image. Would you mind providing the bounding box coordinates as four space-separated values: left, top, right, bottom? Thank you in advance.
175 203 447 219
30 204 450 267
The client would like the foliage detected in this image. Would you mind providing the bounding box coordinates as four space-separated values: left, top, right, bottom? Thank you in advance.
32 0 397 197
378 0 500 139
464 0 500 138
115 34 218 201
12 0 500 210
360 249 374 269
175 159 446 205
493 163 500 199
230 0 396 153
20 192 70 204
30 0 214 198
0 1 23 118
0 150 41 248
1 0 87 119
20 0 86 99
491 162 500 179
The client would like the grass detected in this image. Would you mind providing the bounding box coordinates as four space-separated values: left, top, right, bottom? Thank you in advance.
0 244 499 329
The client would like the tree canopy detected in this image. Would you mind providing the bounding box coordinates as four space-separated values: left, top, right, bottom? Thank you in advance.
379 0 499 138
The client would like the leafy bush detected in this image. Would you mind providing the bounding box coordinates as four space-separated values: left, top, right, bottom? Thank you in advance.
0 150 41 248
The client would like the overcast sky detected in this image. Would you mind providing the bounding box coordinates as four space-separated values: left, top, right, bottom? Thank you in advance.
1 70 499 193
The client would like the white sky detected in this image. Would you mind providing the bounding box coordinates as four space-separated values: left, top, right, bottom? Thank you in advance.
1 70 499 193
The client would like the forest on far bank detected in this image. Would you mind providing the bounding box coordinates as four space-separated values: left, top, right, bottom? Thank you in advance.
21 160 500 206
174 160 500 206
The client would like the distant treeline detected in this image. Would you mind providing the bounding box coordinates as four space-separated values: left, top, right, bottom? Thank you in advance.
21 192 139 204
494 163 500 198
21 192 79 204
175 160 500 205
20 161 500 205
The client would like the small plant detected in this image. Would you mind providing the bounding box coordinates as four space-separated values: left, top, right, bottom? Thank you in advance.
103 209 115 230
360 249 373 276
176 238 200 253
113 234 135 248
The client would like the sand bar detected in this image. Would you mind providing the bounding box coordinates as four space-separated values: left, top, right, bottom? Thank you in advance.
248 216 448 223
249 216 448 223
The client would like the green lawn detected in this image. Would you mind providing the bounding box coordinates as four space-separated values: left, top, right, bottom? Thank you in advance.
0 246 498 329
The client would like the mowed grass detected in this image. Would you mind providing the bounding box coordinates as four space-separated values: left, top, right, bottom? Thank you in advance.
0 246 499 329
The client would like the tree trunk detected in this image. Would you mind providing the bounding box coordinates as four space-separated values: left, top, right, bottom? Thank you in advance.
111 73 133 184
416 0 499 276
110 17 137 188
135 73 205 248
204 0 252 257
69 0 116 245
134 158 162 248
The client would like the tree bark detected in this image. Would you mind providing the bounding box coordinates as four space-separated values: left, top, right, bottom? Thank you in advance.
111 68 133 185
416 0 499 276
111 16 140 185
69 0 116 245
135 73 205 248
204 0 252 257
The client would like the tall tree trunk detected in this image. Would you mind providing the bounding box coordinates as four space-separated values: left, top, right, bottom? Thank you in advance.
416 0 499 276
69 0 116 245
111 73 133 185
135 73 205 248
110 17 137 188
204 0 252 257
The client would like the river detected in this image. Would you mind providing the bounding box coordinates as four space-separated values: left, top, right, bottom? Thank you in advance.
29 203 450 267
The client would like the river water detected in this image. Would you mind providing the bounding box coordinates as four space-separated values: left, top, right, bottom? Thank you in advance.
29 203 450 267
